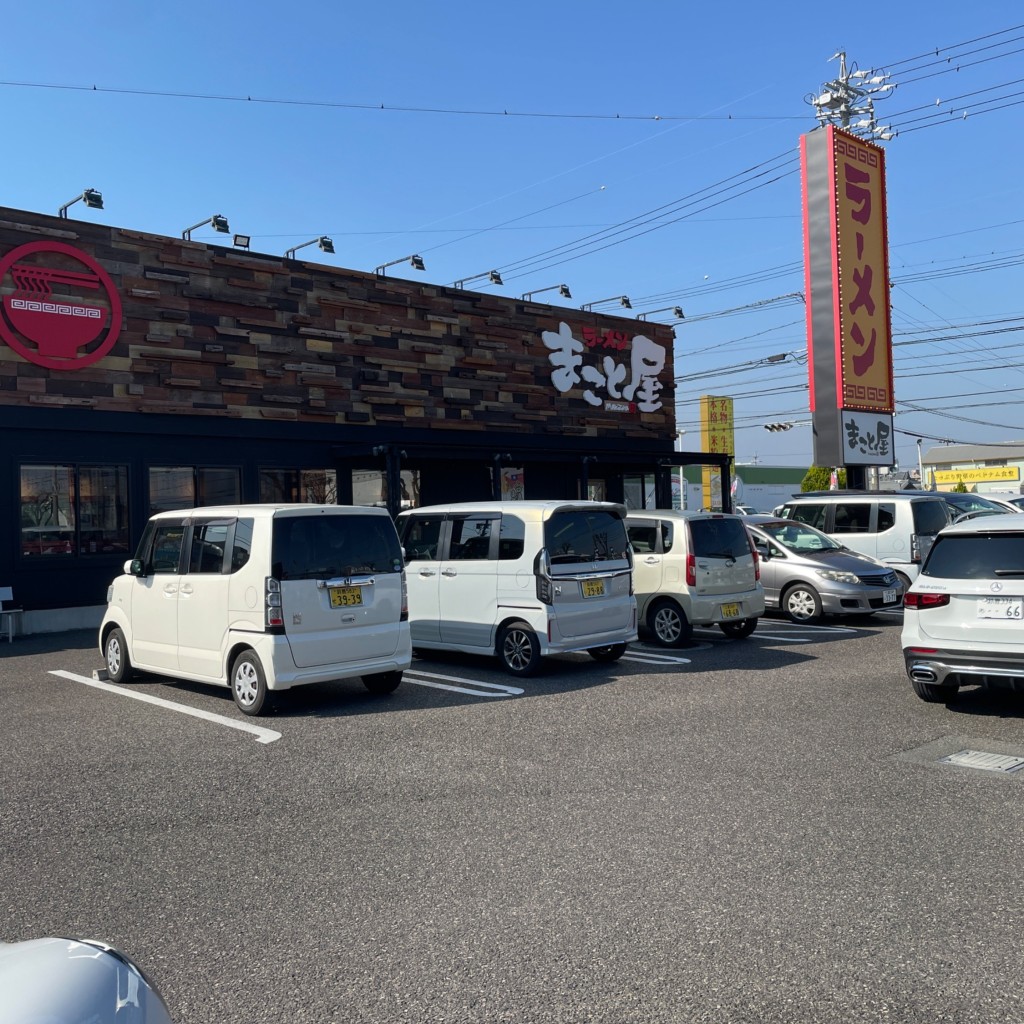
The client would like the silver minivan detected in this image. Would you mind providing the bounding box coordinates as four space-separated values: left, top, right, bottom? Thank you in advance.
99 504 411 715
396 500 636 675
745 515 903 622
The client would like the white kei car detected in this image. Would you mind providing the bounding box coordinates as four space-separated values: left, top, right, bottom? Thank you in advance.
902 515 1024 702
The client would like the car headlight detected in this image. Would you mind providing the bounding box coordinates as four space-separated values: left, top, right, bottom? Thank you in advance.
816 569 861 584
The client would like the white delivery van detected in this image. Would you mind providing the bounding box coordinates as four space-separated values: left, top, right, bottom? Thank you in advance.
776 490 952 588
99 504 411 715
396 500 637 675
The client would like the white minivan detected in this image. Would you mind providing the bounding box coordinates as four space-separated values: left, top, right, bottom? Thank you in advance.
99 504 412 715
396 500 637 675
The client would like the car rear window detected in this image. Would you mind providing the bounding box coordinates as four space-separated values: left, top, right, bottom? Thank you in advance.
912 500 950 536
273 514 402 580
689 517 751 559
923 531 1024 579
545 510 629 564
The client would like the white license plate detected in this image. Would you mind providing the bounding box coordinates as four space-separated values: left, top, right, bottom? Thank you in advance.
720 602 740 619
883 589 898 604
977 596 1024 620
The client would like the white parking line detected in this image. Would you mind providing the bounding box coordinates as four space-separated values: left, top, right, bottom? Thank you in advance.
622 651 692 665
405 668 524 697
49 670 282 744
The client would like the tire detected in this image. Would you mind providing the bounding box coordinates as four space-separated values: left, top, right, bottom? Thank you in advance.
231 650 269 716
497 622 542 676
910 674 959 703
588 642 627 663
895 571 912 594
363 670 403 694
648 599 692 647
720 617 758 639
104 627 134 684
781 584 823 623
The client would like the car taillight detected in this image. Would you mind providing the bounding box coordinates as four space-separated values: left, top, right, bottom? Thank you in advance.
400 571 408 622
686 553 696 587
534 550 553 605
266 577 284 628
903 591 950 609
910 533 921 563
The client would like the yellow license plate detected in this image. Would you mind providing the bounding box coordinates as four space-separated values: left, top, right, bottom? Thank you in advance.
721 602 740 619
329 586 363 608
582 579 606 598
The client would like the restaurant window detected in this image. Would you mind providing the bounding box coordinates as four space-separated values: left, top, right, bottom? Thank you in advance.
149 466 241 515
20 463 129 557
259 468 337 504
351 468 420 509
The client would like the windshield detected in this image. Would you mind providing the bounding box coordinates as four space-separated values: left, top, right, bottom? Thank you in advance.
544 509 629 564
754 520 842 553
923 531 1024 578
272 514 403 579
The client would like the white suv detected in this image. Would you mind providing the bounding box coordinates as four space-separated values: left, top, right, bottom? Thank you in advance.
626 510 764 645
99 504 412 715
902 515 1024 703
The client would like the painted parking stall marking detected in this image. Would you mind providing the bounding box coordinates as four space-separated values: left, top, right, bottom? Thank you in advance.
49 670 282 744
404 667 525 697
622 649 692 666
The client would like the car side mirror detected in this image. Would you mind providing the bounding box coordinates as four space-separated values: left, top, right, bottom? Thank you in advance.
128 558 146 577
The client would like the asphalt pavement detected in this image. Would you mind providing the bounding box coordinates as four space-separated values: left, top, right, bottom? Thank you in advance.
2 612 1023 1023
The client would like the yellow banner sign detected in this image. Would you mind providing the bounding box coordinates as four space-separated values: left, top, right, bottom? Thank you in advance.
932 467 1020 485
700 395 733 510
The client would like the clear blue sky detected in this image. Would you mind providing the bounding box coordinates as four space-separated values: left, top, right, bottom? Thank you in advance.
4 2 1022 472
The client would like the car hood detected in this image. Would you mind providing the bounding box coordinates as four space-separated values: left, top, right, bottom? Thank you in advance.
791 547 889 573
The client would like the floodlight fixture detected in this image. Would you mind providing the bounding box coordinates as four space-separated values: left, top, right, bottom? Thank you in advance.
453 269 504 289
58 188 104 219
521 284 572 302
232 234 252 250
182 214 230 240
285 236 335 260
581 295 632 312
375 254 426 276
637 305 684 321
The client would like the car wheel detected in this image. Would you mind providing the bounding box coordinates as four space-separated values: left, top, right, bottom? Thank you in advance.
231 650 269 716
105 627 134 684
648 599 692 647
587 643 627 663
497 622 542 676
720 617 757 639
895 571 912 593
782 584 823 623
363 671 403 694
910 674 959 703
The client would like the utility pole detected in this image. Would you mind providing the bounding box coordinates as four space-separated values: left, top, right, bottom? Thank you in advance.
806 50 896 140
917 438 925 489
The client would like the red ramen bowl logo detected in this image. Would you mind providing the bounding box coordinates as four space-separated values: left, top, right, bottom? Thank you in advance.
0 241 122 370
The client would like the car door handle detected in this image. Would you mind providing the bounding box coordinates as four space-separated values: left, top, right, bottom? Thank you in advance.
162 584 178 595
179 584 193 595
441 569 457 577
418 569 437 577
644 556 659 564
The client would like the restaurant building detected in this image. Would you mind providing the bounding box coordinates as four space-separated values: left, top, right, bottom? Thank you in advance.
0 206 729 633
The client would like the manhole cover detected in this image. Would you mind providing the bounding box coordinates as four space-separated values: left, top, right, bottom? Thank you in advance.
939 749 1024 774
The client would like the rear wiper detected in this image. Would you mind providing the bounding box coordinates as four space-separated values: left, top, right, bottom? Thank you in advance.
993 568 1024 576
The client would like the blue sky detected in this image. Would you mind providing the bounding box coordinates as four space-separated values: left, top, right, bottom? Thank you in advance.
4 2 1023 472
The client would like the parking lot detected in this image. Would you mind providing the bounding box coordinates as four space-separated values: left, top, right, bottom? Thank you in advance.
4 609 1024 1023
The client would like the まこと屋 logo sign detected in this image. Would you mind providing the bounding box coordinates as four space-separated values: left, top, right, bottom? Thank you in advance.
0 241 122 370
